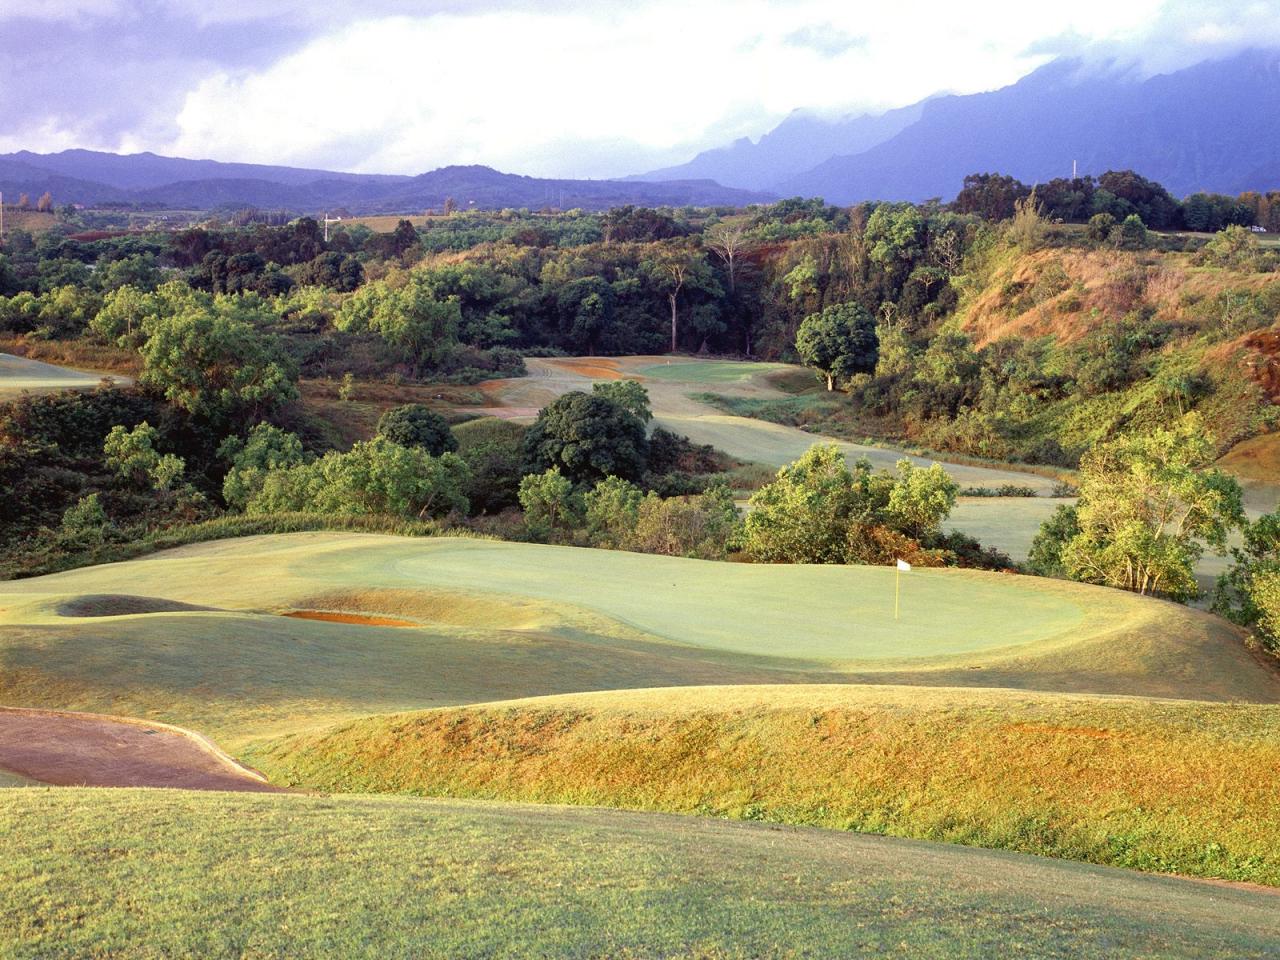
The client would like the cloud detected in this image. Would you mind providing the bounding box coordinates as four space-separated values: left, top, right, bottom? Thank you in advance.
5 0 1280 176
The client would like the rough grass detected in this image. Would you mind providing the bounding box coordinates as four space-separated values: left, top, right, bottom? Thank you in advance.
635 360 795 383
3 789 1279 960
247 684 1280 888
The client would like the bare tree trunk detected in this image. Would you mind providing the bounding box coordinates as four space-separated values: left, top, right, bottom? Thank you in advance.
669 293 678 353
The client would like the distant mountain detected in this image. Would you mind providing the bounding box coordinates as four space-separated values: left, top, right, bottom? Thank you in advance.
632 102 925 191
638 49 1280 205
0 151 773 213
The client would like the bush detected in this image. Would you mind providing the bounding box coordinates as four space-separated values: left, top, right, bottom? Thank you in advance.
523 391 649 484
376 404 458 456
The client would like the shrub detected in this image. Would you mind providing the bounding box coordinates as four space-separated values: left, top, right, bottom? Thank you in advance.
376 404 458 456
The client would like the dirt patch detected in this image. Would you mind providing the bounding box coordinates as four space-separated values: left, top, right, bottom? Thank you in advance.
539 357 628 380
283 610 419 628
0 707 278 791
1218 432 1280 483
56 595 213 618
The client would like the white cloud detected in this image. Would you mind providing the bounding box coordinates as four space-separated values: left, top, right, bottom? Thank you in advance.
166 0 1177 176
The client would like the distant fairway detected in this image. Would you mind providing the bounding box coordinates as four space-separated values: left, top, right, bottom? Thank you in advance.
635 359 795 383
6 791 1278 960
0 352 122 396
500 356 1063 493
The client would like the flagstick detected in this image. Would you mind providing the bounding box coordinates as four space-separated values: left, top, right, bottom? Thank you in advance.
894 566 900 620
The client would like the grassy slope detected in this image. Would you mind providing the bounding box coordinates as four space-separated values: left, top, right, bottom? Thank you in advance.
248 684 1280 887
3 789 1278 960
0 535 1273 750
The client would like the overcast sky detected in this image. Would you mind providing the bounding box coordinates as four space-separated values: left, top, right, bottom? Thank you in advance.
2 0 1278 177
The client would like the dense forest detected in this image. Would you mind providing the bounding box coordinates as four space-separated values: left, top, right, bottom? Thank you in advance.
1 167 1278 646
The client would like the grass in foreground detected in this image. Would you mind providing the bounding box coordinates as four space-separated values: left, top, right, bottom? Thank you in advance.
247 684 1280 887
3 789 1278 960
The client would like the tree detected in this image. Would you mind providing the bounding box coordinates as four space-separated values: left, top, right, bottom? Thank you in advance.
1058 415 1244 600
952 173 1030 221
795 302 878 391
524 391 649 484
377 404 458 456
219 423 305 510
1114 214 1149 250
705 222 751 292
443 197 458 216
518 467 580 537
138 296 298 424
583 475 643 548
103 422 185 491
741 445 956 565
629 486 740 559
247 437 469 518
591 380 652 423
644 246 716 353
16 194 29 210
1086 212 1116 244
336 273 460 375
36 192 53 213
1213 510 1280 651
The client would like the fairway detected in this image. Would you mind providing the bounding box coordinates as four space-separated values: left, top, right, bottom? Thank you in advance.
3 790 1278 960
0 352 129 396
496 356 1063 493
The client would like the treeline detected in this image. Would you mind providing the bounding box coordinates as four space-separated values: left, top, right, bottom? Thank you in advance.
953 170 1278 233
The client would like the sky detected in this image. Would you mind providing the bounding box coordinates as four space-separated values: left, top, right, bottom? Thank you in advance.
2 0 1279 178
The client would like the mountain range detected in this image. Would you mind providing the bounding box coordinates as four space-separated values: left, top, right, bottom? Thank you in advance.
3 50 1279 215
0 153 770 214
639 49 1280 203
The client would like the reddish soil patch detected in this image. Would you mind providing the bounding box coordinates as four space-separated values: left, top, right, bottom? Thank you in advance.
540 357 627 380
283 610 419 628
0 708 278 791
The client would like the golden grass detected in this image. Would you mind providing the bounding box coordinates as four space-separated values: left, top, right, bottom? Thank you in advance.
248 683 1280 886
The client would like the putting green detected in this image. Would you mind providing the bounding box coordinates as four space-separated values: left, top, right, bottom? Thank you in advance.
3 534 1085 664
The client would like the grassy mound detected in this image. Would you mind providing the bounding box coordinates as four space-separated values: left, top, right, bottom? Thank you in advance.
54 595 211 618
0 536 1274 749
248 684 1280 887
3 789 1278 959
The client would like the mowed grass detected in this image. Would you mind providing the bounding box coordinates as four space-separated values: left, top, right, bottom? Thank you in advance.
635 360 795 383
1 534 1272 752
3 789 1279 960
248 684 1280 887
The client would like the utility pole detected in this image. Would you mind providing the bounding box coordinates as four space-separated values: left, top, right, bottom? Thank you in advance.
1 191 5 243
323 213 342 242
1072 160 1078 179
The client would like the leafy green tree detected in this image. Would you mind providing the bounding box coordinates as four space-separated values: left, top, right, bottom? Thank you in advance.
103 422 185 491
885 460 959 540
591 380 652 423
584 475 643 547
376 404 458 456
1027 503 1081 577
219 423 306 510
524 391 649 484
1115 214 1149 250
1059 415 1244 600
518 467 580 538
629 485 740 559
1213 510 1280 651
247 437 469 519
1086 213 1116 244
138 295 298 423
795 302 878 391
742 445 959 565
58 493 113 546
336 272 460 375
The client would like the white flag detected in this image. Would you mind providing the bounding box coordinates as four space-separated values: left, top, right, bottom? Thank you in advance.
896 559 912 572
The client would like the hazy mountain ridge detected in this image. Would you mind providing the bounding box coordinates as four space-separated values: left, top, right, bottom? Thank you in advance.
0 153 773 213
644 50 1280 204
